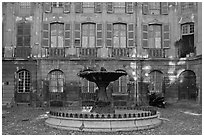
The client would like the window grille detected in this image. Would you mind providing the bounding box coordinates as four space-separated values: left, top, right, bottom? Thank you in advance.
48 70 64 93
182 23 194 35
17 70 31 93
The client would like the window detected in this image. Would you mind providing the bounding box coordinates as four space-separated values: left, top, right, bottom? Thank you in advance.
52 2 63 8
149 2 161 15
114 2 125 13
182 23 194 35
48 70 64 93
82 23 96 48
17 70 31 93
143 2 168 15
142 24 170 49
113 23 127 48
81 79 96 93
50 23 64 48
17 22 31 47
113 76 127 93
181 2 194 13
149 71 163 93
16 22 31 58
149 24 162 48
19 2 31 9
83 2 94 13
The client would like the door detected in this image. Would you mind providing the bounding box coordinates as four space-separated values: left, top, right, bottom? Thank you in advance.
178 70 197 100
15 70 31 103
48 70 65 107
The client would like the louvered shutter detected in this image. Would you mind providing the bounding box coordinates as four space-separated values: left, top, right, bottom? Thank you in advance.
44 2 52 13
126 2 134 14
142 24 148 48
106 23 113 48
107 2 113 13
161 2 168 15
74 22 81 47
75 2 83 13
127 23 135 47
163 24 170 48
64 2 71 13
142 2 149 15
94 2 102 13
96 23 103 47
64 23 71 48
42 23 50 48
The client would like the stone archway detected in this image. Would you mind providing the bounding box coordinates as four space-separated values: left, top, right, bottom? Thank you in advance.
178 70 197 101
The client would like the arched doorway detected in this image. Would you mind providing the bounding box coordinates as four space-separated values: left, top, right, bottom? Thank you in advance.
178 70 197 100
48 69 65 107
149 70 164 94
15 69 31 103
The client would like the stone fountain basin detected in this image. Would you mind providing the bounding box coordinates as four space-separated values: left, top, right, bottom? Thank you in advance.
45 107 162 132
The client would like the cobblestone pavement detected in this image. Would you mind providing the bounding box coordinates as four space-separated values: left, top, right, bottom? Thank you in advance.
2 101 202 135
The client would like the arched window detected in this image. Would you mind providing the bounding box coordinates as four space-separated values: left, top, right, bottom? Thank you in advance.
48 70 64 92
149 70 163 93
17 70 31 93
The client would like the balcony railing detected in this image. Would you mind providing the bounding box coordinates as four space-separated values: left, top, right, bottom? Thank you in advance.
147 48 164 58
48 48 65 57
15 47 31 58
79 48 97 57
111 48 132 57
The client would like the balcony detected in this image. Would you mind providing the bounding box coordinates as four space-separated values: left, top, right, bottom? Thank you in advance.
110 48 132 58
15 47 31 58
147 48 164 58
79 48 97 57
48 48 65 57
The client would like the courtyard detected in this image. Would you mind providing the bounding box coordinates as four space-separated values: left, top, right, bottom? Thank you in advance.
2 101 202 135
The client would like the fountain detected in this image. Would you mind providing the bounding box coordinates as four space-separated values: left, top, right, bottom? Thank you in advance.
78 67 127 114
45 67 162 132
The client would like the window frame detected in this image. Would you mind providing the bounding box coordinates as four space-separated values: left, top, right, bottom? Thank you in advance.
16 22 31 47
17 70 31 93
48 70 65 93
181 23 194 35
81 23 96 48
50 22 65 48
113 23 127 48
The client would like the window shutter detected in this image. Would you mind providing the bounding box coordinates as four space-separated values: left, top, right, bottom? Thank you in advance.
142 2 149 15
163 24 170 48
107 2 113 13
64 23 71 48
96 23 103 48
44 2 52 13
126 2 134 14
142 24 148 48
42 23 50 48
94 2 102 13
64 2 71 13
75 2 83 13
127 23 135 47
161 2 168 15
74 22 81 47
106 23 113 48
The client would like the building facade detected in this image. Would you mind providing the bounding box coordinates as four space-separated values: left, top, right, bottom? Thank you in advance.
2 2 202 107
